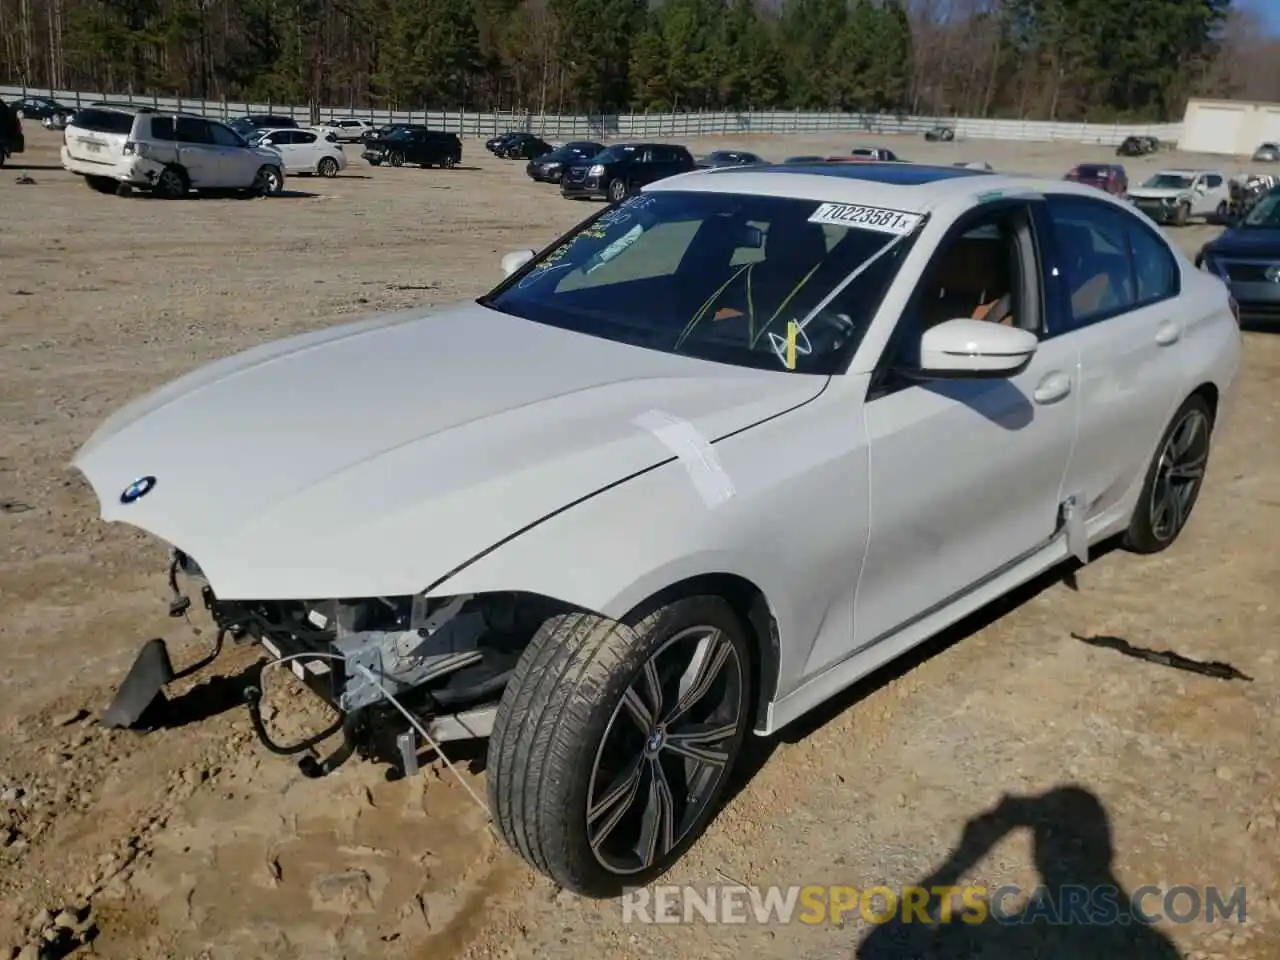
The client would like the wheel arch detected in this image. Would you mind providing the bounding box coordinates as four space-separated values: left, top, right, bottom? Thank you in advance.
617 572 781 734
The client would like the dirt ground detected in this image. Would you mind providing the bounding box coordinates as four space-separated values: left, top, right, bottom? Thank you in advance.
1 127 1277 960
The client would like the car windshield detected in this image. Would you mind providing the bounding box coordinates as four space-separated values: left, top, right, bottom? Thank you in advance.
482 191 920 374
593 145 636 163
1144 173 1193 189
1241 190 1280 228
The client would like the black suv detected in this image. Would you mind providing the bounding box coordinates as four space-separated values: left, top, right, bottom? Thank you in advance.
561 142 695 202
486 131 524 154
362 128 462 168
1 100 24 166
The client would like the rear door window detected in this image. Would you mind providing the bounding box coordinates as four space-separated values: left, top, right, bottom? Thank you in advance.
175 117 213 144
149 117 175 140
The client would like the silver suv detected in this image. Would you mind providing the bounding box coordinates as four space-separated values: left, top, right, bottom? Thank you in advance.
60 106 287 198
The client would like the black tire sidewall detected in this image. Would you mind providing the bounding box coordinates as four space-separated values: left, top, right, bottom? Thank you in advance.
1123 394 1212 554
492 595 753 897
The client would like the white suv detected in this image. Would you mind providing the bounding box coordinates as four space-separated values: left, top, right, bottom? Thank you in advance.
61 106 287 198
319 118 373 143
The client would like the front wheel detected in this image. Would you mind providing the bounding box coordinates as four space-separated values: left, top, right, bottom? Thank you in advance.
253 165 283 196
487 597 753 898
388 150 404 167
1123 395 1213 554
608 178 628 203
1173 201 1189 227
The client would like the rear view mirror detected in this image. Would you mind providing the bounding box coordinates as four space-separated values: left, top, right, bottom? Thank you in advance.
915 318 1038 378
736 225 765 250
501 249 536 277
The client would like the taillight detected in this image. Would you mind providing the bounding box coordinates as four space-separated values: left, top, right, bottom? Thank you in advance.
123 141 150 157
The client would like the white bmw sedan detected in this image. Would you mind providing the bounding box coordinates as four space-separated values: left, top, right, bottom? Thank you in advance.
73 161 1240 898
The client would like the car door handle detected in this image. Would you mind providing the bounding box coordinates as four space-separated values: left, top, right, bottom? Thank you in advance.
1033 371 1072 405
1155 321 1181 346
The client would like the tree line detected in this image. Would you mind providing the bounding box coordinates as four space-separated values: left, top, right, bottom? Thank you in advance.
1 0 1277 121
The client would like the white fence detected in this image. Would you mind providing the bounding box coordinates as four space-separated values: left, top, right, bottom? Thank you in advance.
2 84 1183 146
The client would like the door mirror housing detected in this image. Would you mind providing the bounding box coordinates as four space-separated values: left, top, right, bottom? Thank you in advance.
501 249 536 277
913 318 1039 379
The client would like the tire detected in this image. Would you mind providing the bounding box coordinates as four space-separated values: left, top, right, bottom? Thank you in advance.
1173 201 1189 227
153 165 188 199
388 150 404 167
1215 200 1228 222
1122 394 1213 554
443 155 457 169
253 165 283 196
85 175 118 195
317 156 339 178
487 596 753 898
53 112 65 126
608 178 628 203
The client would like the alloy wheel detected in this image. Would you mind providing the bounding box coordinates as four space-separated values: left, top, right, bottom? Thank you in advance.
586 625 744 875
1149 407 1209 543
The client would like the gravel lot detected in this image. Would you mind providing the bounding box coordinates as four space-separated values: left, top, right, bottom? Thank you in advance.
1 128 1277 960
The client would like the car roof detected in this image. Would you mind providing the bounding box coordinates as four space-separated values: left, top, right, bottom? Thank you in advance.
645 162 1122 214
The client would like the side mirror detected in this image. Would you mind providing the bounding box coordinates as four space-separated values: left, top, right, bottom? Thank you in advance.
914 318 1038 379
501 249 536 277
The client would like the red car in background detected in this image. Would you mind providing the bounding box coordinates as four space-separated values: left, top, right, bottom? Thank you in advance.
1065 162 1128 196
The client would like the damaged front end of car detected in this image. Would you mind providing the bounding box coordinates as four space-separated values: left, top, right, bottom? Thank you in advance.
104 546 568 779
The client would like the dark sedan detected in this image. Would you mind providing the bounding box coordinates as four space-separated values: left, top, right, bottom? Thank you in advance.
11 96 72 126
1064 162 1128 196
1196 186 1280 326
497 133 553 159
695 150 765 169
526 141 603 183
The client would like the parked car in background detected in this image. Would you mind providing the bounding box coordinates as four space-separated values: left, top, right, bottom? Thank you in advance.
362 127 461 168
924 125 955 142
498 133 553 159
1227 172 1277 218
1116 135 1158 157
1127 169 1229 226
1064 162 1128 196
74 163 1239 902
849 146 902 161
560 142 695 201
1251 142 1280 163
319 118 373 143
62 106 285 197
1196 184 1280 325
11 95 72 127
362 123 416 145
1 99 24 166
784 155 825 164
526 141 603 183
230 114 298 140
695 150 766 169
256 128 347 177
486 131 525 154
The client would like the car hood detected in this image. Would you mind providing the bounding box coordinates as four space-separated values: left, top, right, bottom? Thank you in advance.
1128 187 1189 200
73 301 823 600
1204 227 1280 257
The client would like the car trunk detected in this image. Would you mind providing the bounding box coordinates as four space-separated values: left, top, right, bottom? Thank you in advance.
65 109 134 165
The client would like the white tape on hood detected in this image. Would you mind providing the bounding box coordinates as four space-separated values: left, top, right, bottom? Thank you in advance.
633 409 736 509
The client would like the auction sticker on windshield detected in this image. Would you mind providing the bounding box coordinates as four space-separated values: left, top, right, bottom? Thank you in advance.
808 202 922 235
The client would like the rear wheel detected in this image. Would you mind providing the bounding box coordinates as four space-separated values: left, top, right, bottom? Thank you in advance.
488 597 752 897
1123 395 1213 554
153 165 188 199
85 175 118 195
317 156 339 178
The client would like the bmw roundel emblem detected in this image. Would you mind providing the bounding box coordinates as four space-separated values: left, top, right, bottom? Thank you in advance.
119 475 157 504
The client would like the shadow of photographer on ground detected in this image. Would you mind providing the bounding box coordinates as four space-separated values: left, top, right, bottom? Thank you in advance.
855 785 1181 960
